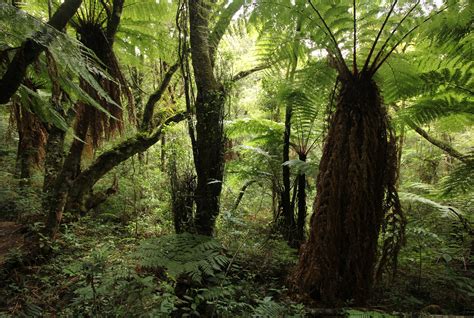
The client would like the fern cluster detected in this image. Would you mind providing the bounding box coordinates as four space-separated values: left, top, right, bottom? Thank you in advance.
135 233 229 284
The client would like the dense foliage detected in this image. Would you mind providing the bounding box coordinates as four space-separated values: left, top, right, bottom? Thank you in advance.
0 0 472 316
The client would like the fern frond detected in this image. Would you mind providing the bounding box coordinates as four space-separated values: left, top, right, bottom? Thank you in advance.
135 233 229 284
0 3 119 128
399 192 464 219
399 95 474 126
439 158 474 197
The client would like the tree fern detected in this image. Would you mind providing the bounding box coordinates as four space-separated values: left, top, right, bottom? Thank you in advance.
0 3 119 128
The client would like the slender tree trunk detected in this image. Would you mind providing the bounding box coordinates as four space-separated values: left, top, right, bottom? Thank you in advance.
295 152 307 246
42 140 67 239
280 103 296 243
188 0 225 236
278 20 301 246
231 180 256 213
42 51 69 239
294 77 397 305
410 123 468 163
272 179 280 221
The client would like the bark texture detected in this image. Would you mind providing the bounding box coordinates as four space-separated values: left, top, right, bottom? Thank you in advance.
189 0 226 236
13 102 47 181
169 154 196 234
295 152 307 246
294 76 397 304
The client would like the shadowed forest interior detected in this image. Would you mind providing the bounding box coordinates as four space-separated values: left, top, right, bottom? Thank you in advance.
0 0 473 316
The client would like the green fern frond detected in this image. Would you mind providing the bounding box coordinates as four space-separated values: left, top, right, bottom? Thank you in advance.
252 296 286 318
399 96 474 126
399 192 464 219
226 118 284 146
0 3 120 128
439 158 474 197
135 233 229 284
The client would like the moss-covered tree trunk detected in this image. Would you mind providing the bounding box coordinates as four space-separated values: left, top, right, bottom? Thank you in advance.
44 115 88 238
294 76 396 304
188 0 225 236
65 113 185 214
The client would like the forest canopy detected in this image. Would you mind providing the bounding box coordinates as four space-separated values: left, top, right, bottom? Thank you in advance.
0 0 473 316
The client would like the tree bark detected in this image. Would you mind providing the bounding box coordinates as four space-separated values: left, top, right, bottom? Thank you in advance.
169 153 196 233
13 102 47 182
0 0 83 104
294 77 398 305
188 0 226 236
295 152 307 246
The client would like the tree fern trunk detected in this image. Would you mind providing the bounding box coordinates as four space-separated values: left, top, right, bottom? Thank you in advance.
294 77 396 304
280 103 296 245
295 152 307 247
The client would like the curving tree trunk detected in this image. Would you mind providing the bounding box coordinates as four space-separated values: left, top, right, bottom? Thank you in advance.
294 76 397 304
65 113 185 215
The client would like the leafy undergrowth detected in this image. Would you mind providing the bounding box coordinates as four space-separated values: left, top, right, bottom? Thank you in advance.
0 215 472 317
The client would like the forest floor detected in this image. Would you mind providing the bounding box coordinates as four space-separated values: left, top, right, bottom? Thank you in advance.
0 222 24 266
0 215 473 317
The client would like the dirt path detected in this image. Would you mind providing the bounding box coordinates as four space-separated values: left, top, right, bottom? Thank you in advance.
0 221 25 266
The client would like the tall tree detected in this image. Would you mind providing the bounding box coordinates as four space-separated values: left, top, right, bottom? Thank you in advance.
186 0 244 235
